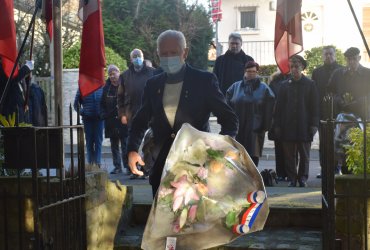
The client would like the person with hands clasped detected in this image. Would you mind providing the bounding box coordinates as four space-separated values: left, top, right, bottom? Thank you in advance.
100 65 128 174
226 61 275 167
273 55 319 188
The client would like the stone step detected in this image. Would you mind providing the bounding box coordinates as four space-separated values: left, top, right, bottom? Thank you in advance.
114 227 322 250
114 186 322 249
130 203 322 228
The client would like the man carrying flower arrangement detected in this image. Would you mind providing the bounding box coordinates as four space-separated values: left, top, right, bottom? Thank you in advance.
127 30 239 196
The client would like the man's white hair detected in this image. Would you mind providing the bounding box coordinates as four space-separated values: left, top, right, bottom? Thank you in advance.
130 48 144 59
156 30 187 51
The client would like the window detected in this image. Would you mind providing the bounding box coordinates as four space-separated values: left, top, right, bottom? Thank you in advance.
240 9 256 29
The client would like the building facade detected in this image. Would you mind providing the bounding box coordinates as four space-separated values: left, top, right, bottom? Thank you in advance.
216 0 370 65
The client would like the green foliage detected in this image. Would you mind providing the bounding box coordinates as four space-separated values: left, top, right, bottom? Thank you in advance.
304 46 345 76
344 126 370 174
105 47 128 72
63 42 127 72
259 65 277 77
102 0 213 69
63 42 81 69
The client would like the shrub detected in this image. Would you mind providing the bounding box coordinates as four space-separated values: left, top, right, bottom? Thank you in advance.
345 126 370 174
304 46 345 76
259 65 277 77
63 42 128 72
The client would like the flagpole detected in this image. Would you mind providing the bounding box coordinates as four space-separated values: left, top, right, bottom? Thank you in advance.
53 0 63 126
347 0 370 58
0 0 42 113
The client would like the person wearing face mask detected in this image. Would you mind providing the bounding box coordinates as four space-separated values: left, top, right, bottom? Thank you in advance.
226 61 275 167
117 48 155 178
126 30 239 196
273 55 319 188
213 33 254 95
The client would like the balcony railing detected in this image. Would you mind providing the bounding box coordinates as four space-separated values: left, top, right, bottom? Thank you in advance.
219 41 275 65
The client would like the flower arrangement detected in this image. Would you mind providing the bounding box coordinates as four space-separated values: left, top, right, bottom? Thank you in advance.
141 124 269 250
157 139 265 234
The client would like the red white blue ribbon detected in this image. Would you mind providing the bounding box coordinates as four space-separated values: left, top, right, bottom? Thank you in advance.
233 191 266 235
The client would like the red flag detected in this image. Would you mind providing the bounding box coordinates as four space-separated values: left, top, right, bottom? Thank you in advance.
0 0 18 78
44 0 53 40
211 0 222 23
78 0 106 97
274 0 303 74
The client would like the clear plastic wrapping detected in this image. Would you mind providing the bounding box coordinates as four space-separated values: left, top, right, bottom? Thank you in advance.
141 124 269 250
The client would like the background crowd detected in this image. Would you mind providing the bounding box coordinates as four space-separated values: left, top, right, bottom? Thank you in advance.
3 29 367 189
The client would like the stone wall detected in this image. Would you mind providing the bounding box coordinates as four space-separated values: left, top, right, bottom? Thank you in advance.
0 171 127 250
85 170 127 250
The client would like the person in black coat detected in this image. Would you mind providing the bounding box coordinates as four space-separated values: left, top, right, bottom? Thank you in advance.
0 58 34 123
127 30 239 196
327 47 370 120
213 33 254 95
28 82 47 126
311 46 343 178
268 71 290 181
100 65 128 174
273 55 319 187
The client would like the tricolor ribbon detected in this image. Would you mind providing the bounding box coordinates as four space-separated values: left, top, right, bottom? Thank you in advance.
233 191 266 235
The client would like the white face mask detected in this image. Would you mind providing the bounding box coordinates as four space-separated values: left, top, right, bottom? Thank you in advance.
160 56 184 74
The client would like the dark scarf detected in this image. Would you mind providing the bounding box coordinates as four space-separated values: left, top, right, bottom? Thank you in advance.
243 77 261 95
166 64 186 84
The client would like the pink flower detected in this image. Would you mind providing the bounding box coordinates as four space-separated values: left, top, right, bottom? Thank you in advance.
173 196 184 212
197 167 208 180
184 188 199 205
172 218 181 233
188 205 197 222
158 187 174 198
170 174 200 211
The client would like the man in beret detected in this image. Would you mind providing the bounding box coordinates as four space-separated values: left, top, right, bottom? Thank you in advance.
328 47 370 119
273 55 319 187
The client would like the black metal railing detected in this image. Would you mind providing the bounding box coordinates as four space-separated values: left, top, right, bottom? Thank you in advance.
321 117 369 249
0 105 86 250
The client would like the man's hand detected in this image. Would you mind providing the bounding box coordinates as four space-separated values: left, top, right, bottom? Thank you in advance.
121 116 128 124
128 151 145 176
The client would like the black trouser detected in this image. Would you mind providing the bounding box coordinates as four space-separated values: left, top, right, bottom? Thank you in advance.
149 138 174 197
283 141 311 183
274 140 287 178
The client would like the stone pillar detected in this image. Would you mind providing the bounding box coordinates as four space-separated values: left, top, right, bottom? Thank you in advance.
335 175 370 250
